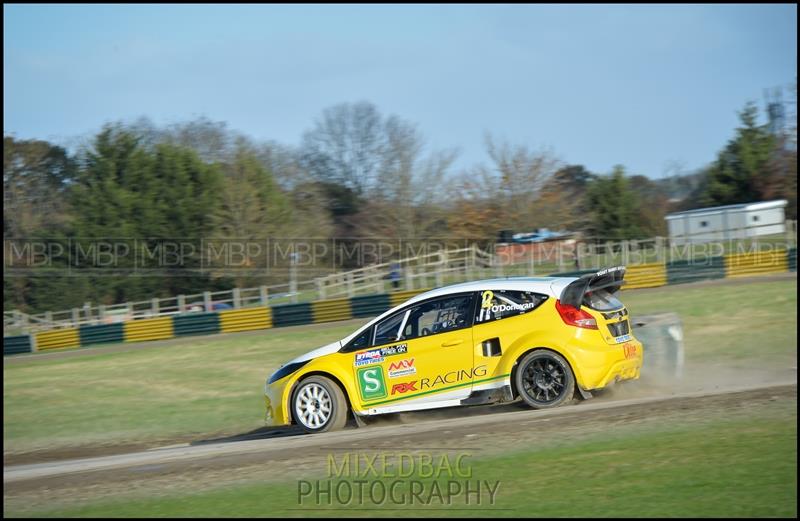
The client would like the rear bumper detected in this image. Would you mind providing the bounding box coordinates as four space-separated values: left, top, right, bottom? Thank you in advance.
589 355 643 390
567 337 644 391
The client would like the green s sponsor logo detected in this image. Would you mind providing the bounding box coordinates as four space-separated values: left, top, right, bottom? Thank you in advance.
357 366 387 401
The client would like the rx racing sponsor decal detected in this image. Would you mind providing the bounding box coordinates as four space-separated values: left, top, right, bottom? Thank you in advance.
387 357 416 378
354 343 408 367
420 365 487 390
389 365 488 396
391 381 418 394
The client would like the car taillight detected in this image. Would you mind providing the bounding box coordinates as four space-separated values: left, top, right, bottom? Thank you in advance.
555 300 598 329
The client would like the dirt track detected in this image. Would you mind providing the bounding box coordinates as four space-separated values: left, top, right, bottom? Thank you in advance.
5 382 796 489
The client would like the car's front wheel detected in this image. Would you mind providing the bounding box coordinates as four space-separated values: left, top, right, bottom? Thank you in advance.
515 350 575 409
292 376 349 433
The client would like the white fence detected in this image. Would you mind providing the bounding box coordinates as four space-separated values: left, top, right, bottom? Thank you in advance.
314 246 495 299
4 222 796 335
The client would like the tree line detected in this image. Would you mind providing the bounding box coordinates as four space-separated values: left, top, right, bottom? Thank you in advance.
4 89 796 312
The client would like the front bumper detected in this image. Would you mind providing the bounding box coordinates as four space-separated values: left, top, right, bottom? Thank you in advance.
264 380 292 426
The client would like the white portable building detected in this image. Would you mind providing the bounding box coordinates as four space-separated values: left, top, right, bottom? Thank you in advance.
665 199 787 245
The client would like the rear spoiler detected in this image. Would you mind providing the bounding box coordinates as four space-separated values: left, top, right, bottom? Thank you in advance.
559 266 626 308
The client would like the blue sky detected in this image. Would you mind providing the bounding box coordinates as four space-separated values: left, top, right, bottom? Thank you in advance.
3 4 797 178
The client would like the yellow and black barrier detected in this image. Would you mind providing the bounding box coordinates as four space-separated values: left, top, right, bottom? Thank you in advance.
390 289 430 307
124 316 175 343
311 298 353 324
624 263 668 289
724 250 788 278
4 251 796 355
219 307 272 333
35 328 80 351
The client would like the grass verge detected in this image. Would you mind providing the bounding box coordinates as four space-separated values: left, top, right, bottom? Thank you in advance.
7 398 796 518
4 277 796 453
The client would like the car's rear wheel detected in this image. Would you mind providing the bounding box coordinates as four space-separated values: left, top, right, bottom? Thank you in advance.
515 350 575 409
292 376 349 433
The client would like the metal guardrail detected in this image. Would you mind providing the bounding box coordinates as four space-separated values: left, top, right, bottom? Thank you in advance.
633 313 685 381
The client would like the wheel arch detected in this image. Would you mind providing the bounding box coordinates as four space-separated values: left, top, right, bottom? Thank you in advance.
287 370 354 426
509 346 581 400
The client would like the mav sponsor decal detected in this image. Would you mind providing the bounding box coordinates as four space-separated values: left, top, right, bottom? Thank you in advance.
388 358 416 378
354 343 408 367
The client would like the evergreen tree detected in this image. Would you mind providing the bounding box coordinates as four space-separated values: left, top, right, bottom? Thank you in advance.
69 125 223 304
705 102 776 206
584 166 645 240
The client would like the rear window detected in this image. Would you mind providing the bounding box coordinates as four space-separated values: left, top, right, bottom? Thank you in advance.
583 289 623 311
476 290 548 323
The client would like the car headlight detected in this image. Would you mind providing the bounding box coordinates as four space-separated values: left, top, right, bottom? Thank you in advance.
267 360 311 385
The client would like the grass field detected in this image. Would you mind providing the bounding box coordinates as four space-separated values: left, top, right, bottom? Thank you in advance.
4 277 797 455
9 397 797 518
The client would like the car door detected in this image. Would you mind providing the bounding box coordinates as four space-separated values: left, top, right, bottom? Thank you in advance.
351 293 475 413
471 288 550 390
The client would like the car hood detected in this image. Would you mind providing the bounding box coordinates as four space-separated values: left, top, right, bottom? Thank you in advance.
285 340 343 365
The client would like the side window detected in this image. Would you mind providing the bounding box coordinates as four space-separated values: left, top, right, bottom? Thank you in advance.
341 327 372 353
373 311 408 346
401 294 473 341
475 290 548 323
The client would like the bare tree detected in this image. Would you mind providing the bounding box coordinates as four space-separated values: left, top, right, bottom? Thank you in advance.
3 136 75 237
354 115 459 242
160 117 238 163
301 101 385 195
484 133 562 230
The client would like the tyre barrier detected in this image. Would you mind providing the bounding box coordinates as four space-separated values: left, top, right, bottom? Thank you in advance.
79 323 125 346
271 302 313 327
389 289 430 307
547 269 597 278
724 250 789 278
624 263 667 290
311 298 353 324
350 294 392 318
4 335 32 356
124 316 175 343
665 256 726 285
6 252 796 355
172 312 221 337
35 328 80 351
219 307 273 333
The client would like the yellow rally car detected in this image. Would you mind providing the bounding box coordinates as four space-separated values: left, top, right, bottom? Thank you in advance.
264 266 643 433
